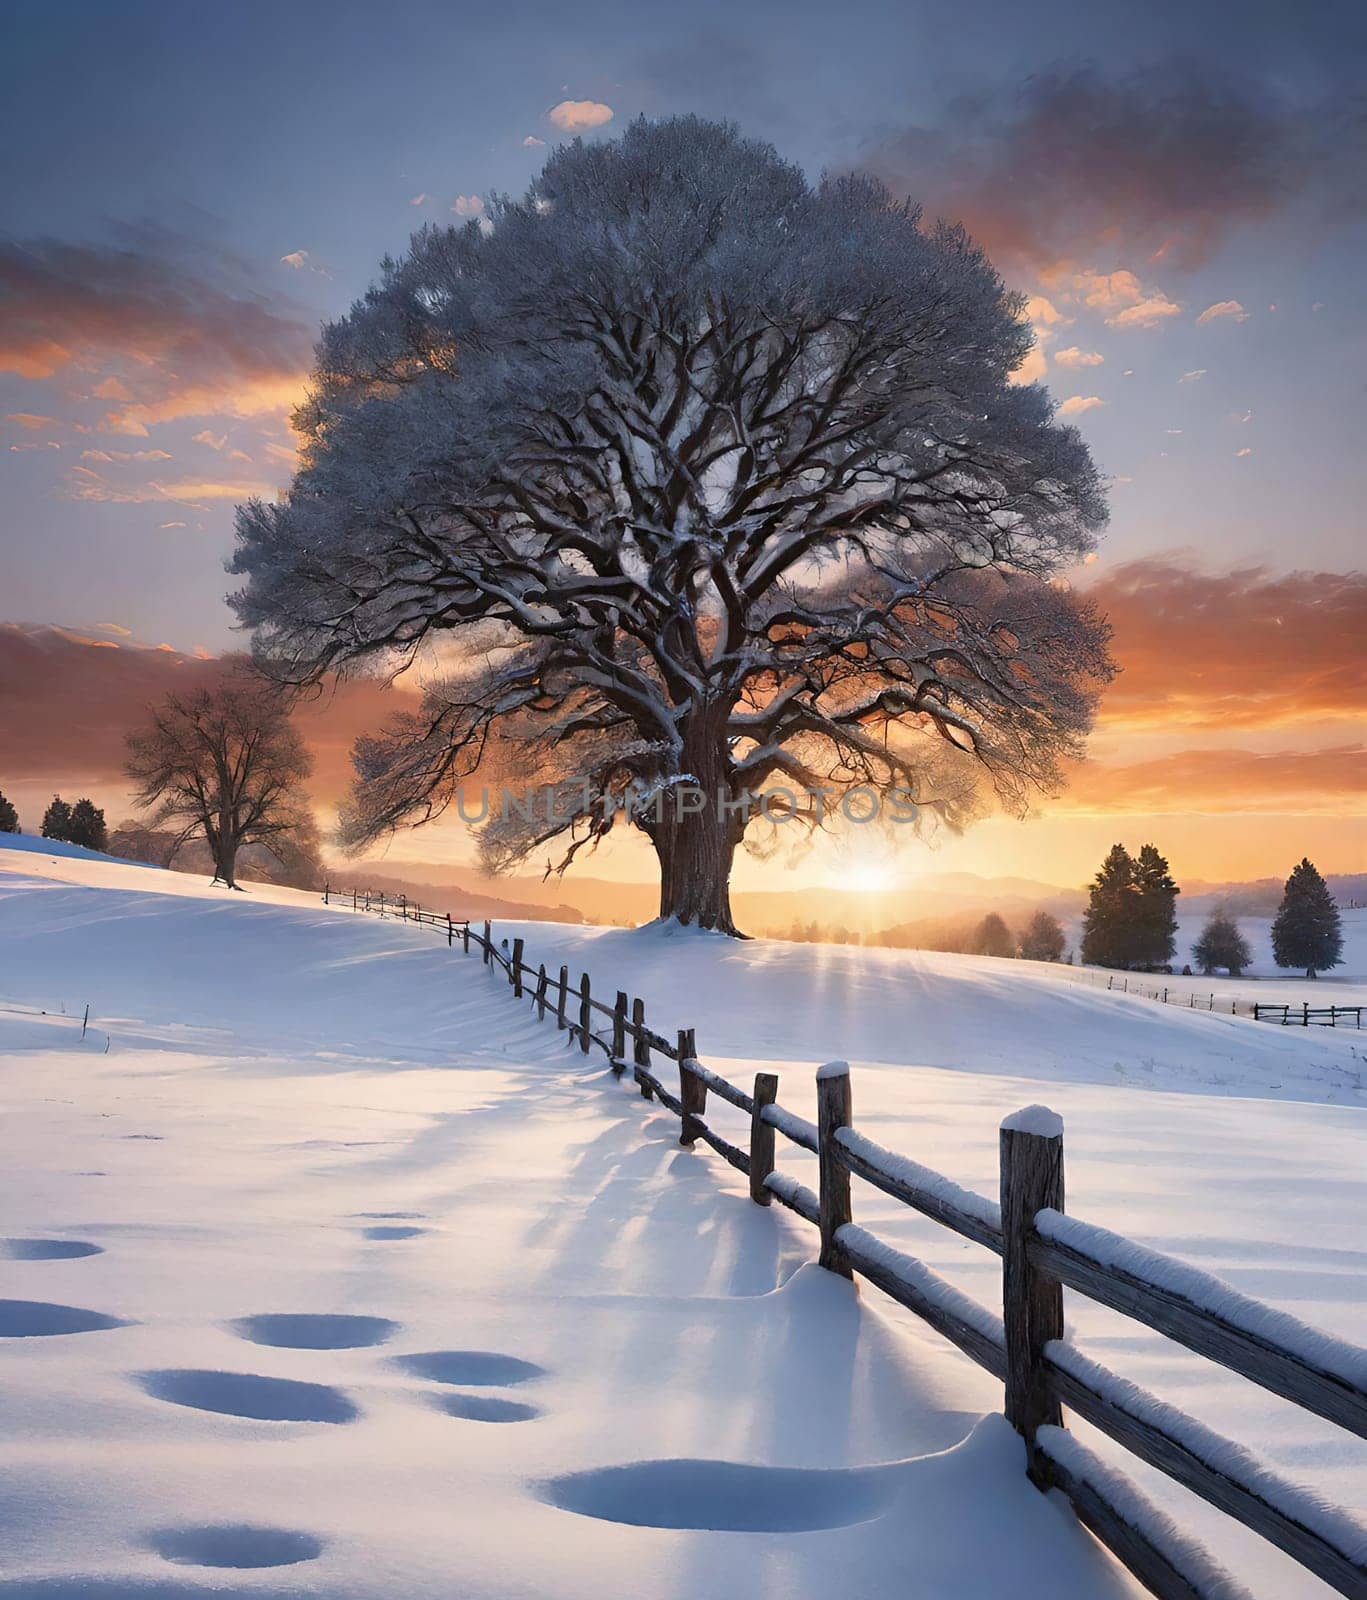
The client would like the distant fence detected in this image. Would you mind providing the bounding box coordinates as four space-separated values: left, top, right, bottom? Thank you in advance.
1066 966 1363 1029
323 886 1366 1600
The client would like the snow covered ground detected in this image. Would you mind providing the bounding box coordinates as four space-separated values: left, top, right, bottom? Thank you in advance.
1 841 1364 1599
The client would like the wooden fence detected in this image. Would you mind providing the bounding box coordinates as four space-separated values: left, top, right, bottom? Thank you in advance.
1074 968 1363 1029
323 887 1367 1600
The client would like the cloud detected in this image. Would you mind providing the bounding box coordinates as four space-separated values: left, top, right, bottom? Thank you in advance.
1054 348 1104 368
1059 395 1104 416
1236 447 1253 457
450 195 485 218
1062 746 1365 815
1086 561 1367 733
1178 369 1207 383
80 448 173 463
856 62 1367 275
1197 300 1249 325
547 99 614 133
193 430 227 450
5 411 59 431
522 135 546 148
66 464 274 505
0 623 419 810
409 193 429 205
279 250 309 269
1074 269 1181 329
0 224 314 435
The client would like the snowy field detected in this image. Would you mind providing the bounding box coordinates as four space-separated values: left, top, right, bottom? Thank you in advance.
1 842 1364 1599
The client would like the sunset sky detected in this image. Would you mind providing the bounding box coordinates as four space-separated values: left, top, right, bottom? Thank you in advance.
1 0 1362 891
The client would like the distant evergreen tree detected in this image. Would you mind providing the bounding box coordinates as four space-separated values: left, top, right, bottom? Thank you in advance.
1080 843 1137 968
1132 844 1179 969
40 795 73 842
1271 859 1342 979
1019 909 1066 963
1192 908 1252 977
67 798 108 852
0 789 18 833
973 912 1017 958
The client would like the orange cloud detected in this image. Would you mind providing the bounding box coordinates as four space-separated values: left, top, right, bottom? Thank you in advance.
5 411 59 431
1075 269 1181 329
1061 746 1366 815
1197 300 1249 325
1054 347 1104 368
1059 394 1103 416
547 100 614 132
0 226 313 435
1087 562 1367 732
0 624 420 811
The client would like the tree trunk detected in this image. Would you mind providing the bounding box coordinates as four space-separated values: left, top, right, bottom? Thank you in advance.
650 712 745 936
215 835 239 890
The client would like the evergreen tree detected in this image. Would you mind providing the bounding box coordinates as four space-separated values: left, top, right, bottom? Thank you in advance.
1192 908 1252 977
0 789 18 834
1080 844 1136 968
1132 843 1179 969
1271 859 1342 979
973 912 1017 958
67 798 108 852
1019 909 1066 963
40 795 73 842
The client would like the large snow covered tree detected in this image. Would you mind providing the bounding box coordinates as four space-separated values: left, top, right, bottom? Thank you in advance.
232 117 1111 934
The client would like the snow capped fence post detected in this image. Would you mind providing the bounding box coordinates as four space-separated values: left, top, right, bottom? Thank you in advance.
611 991 628 1074
678 1028 702 1146
816 1062 853 1278
511 937 524 996
556 966 569 1029
1000 1105 1066 1484
749 1072 778 1204
632 998 653 1099
536 965 547 1021
578 974 591 1053
482 921 492 964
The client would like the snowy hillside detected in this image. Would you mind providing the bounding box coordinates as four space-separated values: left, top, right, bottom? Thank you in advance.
1 841 1363 1599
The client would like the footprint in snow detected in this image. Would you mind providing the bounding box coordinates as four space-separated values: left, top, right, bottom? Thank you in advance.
135 1368 358 1423
541 1457 897 1531
230 1312 399 1350
394 1350 547 1386
0 1299 127 1337
361 1224 426 1240
431 1392 541 1423
145 1522 322 1569
0 1238 103 1260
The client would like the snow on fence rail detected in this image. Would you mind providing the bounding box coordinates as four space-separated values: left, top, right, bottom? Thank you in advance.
323 887 1367 1600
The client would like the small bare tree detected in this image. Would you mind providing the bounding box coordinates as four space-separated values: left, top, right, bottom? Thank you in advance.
232 117 1112 933
124 658 314 890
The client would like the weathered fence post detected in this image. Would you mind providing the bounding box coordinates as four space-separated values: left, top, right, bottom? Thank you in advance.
749 1072 778 1204
482 921 492 964
535 964 547 1021
1000 1105 1065 1486
578 973 591 1054
678 1027 702 1146
461 921 470 954
817 1061 853 1278
81 1003 90 1040
611 991 627 1074
447 912 453 946
556 966 569 1029
511 937 524 997
324 882 330 905
1303 1002 1309 1028
633 997 652 1098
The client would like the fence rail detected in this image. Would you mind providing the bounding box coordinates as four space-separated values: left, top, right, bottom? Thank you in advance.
1066 966 1362 1028
322 885 1367 1600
